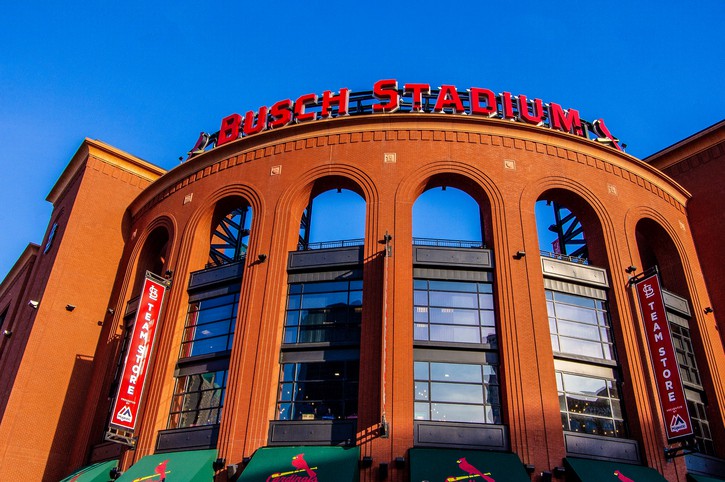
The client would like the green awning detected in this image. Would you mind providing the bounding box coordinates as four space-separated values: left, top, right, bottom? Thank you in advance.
565 457 668 482
238 446 360 482
60 460 118 482
116 449 217 482
409 448 531 482
687 474 725 482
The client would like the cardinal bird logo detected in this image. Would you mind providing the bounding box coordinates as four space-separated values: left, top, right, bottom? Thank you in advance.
291 454 317 478
614 470 635 482
131 459 170 482
266 454 319 482
444 457 495 482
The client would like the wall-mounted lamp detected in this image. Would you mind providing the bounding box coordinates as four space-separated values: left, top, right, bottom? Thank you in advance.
213 458 226 472
553 466 566 478
360 456 373 468
107 308 115 315
257 253 267 263
65 304 76 312
523 463 535 474
164 269 174 279
704 307 714 314
28 300 39 309
625 265 637 274
394 457 405 469
513 250 526 260
2 329 11 338
109 467 122 480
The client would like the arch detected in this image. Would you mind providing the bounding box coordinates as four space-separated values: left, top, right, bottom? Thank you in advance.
128 216 176 296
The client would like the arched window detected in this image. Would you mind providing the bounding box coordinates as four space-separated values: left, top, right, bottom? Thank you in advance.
535 194 626 440
208 204 252 267
411 182 500 435
298 188 365 250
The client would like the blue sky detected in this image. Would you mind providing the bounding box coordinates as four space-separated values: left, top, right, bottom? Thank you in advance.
1 1 723 280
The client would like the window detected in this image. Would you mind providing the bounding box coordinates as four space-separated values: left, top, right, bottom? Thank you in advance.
283 280 362 345
276 279 362 422
414 359 501 424
168 291 238 430
179 292 238 357
668 308 714 455
414 280 496 346
556 363 625 438
546 288 626 439
168 371 227 428
277 360 359 421
413 277 501 425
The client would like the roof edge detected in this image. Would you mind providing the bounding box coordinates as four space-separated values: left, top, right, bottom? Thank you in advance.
0 243 40 302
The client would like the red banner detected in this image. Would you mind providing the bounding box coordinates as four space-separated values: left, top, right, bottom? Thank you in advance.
109 273 168 432
634 273 693 441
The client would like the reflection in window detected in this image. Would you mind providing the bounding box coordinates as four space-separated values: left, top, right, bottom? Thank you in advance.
557 371 624 437
168 371 227 428
414 360 501 424
547 291 613 360
277 360 359 421
414 280 496 346
283 281 362 344
180 293 239 357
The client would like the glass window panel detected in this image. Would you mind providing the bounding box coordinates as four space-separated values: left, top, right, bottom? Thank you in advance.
414 280 428 290
431 403 485 423
198 293 238 309
477 283 493 294
415 382 429 400
303 281 349 293
195 305 235 324
301 291 348 309
349 280 363 290
414 362 429 380
480 310 495 326
349 291 363 306
557 319 601 341
478 294 494 310
414 307 428 322
431 363 483 383
414 323 429 341
287 295 301 310
285 311 299 326
414 291 428 306
481 327 497 346
431 382 483 404
414 402 429 420
554 303 599 325
559 338 604 358
429 291 478 309
429 281 477 292
430 325 480 343
553 292 596 308
429 307 478 325
562 373 608 396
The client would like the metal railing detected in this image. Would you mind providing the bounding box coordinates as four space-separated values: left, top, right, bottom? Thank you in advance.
297 238 365 251
413 238 486 249
540 250 589 265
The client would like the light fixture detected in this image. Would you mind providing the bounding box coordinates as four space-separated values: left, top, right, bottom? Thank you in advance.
704 307 714 314
107 308 115 315
2 329 11 337
28 300 39 309
394 457 405 468
109 467 122 480
524 463 535 473
513 250 526 260
65 304 76 312
164 269 174 279
378 462 389 480
360 456 373 468
213 458 226 471
625 265 637 274
257 253 267 263
553 466 566 477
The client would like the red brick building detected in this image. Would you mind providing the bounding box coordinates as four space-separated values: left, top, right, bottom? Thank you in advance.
0 85 723 482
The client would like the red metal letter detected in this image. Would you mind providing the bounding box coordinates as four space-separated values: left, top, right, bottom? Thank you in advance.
217 113 242 146
517 94 544 125
269 99 293 129
501 92 516 119
469 88 497 116
243 106 268 136
321 88 350 118
294 93 318 122
404 83 431 112
433 85 465 113
373 79 400 113
548 103 583 136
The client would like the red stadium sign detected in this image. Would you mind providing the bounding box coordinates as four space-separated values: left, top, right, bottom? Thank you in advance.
109 273 169 433
188 79 623 158
633 273 693 442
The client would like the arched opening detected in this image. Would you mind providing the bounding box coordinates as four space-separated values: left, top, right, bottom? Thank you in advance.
298 186 365 250
635 218 715 455
130 226 170 295
535 191 628 443
207 199 253 267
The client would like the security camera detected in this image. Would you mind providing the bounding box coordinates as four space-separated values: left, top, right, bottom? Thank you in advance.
28 300 39 309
